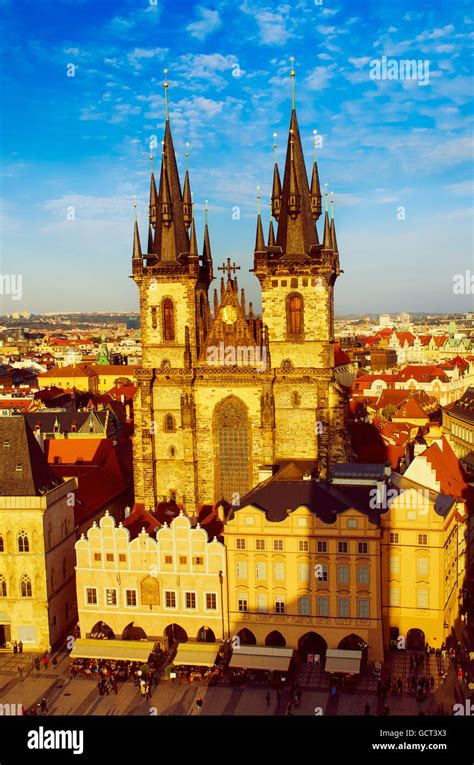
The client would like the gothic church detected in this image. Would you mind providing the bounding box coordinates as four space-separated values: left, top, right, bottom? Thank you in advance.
131 78 349 513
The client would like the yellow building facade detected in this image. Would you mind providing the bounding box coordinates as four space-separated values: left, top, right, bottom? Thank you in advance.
75 512 226 646
380 479 466 651
0 418 78 650
222 466 385 663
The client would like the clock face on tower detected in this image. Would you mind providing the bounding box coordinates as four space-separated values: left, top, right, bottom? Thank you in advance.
222 305 237 325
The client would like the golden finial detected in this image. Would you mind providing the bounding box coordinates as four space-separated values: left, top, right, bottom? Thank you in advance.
313 129 318 162
133 194 137 222
273 131 277 161
290 56 296 110
205 199 209 226
185 142 190 171
163 68 169 121
257 186 261 215
324 183 328 213
330 191 334 219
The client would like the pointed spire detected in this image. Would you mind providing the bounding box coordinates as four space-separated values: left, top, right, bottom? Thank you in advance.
310 130 322 221
322 189 332 250
153 116 190 261
275 107 317 256
182 143 192 229
202 199 213 281
255 188 266 252
189 216 198 258
160 156 173 227
271 133 282 220
240 288 246 316
220 276 225 299
330 191 338 253
147 223 154 254
288 130 301 218
149 167 158 226
248 302 254 336
213 287 219 315
133 219 142 260
268 217 276 247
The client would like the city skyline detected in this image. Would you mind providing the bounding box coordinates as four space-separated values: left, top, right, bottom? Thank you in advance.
1 0 473 315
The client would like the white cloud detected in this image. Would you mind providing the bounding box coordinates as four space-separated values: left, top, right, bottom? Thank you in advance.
127 47 167 71
305 65 336 91
186 7 222 40
240 3 291 45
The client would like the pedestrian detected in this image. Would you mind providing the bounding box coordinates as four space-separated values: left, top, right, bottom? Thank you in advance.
364 702 370 715
430 675 435 690
17 666 23 679
146 682 151 700
195 697 203 715
35 657 40 671
265 692 271 707
98 682 104 697
18 640 23 654
110 674 118 695
40 697 48 715
13 641 17 654
29 706 37 716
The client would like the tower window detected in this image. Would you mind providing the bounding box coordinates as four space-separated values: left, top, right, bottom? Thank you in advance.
151 306 157 329
287 293 304 336
164 413 176 432
291 391 301 407
18 531 29 553
163 298 175 341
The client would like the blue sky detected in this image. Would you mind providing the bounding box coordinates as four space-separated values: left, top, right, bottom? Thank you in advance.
0 0 473 315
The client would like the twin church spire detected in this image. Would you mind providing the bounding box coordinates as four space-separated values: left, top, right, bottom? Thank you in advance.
133 63 340 281
133 70 213 286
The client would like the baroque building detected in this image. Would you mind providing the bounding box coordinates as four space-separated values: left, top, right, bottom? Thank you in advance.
132 76 349 512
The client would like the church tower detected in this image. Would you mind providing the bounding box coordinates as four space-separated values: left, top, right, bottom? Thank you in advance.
131 72 213 511
253 63 347 475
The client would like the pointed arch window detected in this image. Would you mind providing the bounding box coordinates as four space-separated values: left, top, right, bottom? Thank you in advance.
0 575 6 597
18 531 29 553
287 293 304 337
0 535 3 553
164 413 176 432
20 575 32 598
163 298 175 341
214 398 251 503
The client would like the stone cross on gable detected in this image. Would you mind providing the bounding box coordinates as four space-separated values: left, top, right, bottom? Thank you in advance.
218 258 240 282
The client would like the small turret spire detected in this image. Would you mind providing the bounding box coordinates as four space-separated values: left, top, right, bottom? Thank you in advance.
330 191 339 253
322 187 332 250
182 142 192 230
132 215 142 261
255 188 266 252
310 130 322 221
202 200 213 281
268 217 276 247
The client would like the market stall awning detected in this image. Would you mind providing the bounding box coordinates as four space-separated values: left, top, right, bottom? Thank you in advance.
325 649 362 675
174 642 220 667
70 638 154 663
229 646 293 671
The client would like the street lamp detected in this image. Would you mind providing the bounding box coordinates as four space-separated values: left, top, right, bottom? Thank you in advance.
218 570 225 641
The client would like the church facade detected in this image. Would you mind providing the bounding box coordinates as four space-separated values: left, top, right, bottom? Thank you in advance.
131 92 350 513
